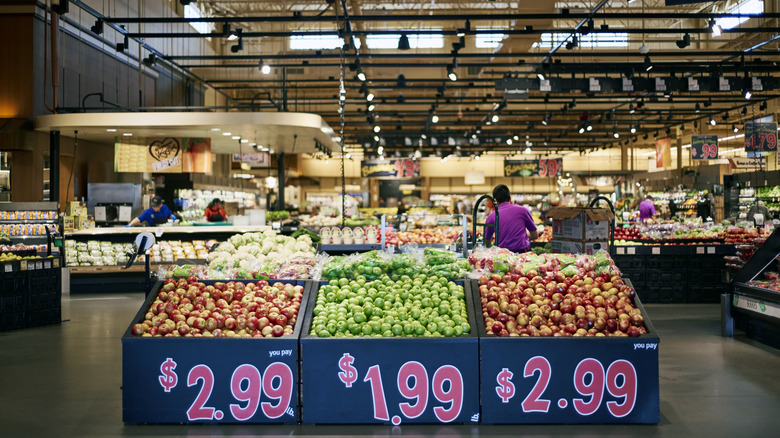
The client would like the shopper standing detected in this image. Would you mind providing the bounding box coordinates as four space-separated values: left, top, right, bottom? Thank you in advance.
484 184 538 253
639 195 656 221
747 200 771 226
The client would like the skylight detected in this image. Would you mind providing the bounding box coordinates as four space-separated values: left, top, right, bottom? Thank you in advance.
475 32 507 48
184 4 214 36
290 34 345 50
715 0 763 30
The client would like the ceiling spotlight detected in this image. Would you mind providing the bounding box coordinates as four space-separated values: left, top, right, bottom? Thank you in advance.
537 72 545 81
710 18 722 37
638 42 650 54
579 126 585 134
91 19 104 35
396 74 407 87
676 33 691 49
524 147 532 154
368 103 376 111
229 28 244 53
431 114 439 123
377 145 383 154
357 68 366 82
513 135 520 141
374 136 380 143
507 138 513 145
644 56 653 72
613 131 620 139
629 103 635 114
421 134 427 139
630 125 637 134
745 90 752 100
565 35 578 50
366 91 375 102
541 118 548 126
447 66 458 82
695 103 701 113
474 154 480 160
373 125 381 133
569 98 577 108
733 125 739 133
259 61 271 75
586 124 593 132
491 114 499 123
710 117 716 126
398 33 411 50
346 153 351 159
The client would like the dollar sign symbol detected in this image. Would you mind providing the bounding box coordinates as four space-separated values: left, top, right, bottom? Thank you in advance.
159 358 178 392
496 368 515 403
338 353 358 388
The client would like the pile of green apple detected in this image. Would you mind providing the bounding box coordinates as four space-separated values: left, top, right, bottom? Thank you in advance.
310 274 470 338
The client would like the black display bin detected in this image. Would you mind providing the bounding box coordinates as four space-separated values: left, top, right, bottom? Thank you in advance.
472 279 660 424
299 280 481 425
121 279 312 424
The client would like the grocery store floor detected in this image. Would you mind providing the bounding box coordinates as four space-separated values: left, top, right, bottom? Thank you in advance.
1 295 780 438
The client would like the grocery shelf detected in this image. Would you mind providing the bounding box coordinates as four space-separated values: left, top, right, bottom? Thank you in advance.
69 264 176 274
0 220 58 224
65 225 270 237
320 243 382 253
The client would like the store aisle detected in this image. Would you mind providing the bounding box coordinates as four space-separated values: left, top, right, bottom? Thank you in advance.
1 294 779 437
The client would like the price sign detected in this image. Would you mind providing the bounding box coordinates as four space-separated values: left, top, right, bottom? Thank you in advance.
480 337 659 424
36 262 43 270
123 337 300 424
691 135 718 160
745 122 778 152
44 261 52 269
3 263 12 273
537 158 563 178
301 337 479 424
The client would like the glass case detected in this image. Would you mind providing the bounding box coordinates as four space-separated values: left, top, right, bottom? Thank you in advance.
730 226 780 347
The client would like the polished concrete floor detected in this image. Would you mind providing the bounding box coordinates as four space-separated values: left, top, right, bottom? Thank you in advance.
1 294 780 437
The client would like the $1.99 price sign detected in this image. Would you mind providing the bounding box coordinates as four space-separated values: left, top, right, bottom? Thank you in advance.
480 339 659 424
301 338 480 424
122 340 300 424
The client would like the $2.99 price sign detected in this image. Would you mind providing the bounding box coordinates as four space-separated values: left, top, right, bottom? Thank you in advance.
480 339 659 424
158 358 294 422
122 340 300 424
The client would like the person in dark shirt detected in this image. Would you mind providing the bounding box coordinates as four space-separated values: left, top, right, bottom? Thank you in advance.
128 196 181 227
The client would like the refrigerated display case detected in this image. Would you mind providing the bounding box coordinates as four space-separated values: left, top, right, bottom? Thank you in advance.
727 226 780 348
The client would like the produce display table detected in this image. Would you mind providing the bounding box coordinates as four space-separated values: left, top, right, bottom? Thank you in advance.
475 280 660 424
299 280 480 425
613 245 733 303
122 280 311 424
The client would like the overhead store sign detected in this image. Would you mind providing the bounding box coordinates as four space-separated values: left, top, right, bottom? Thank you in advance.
496 76 774 94
655 138 672 169
744 122 778 152
115 137 211 173
360 159 420 178
691 135 718 160
730 156 765 169
232 153 271 168
503 158 563 178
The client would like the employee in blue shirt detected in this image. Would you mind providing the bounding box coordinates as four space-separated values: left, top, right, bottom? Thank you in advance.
127 196 182 227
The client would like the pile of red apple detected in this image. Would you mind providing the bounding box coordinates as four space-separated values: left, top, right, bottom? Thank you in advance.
385 227 461 245
130 277 303 338
613 227 641 240
478 270 646 337
724 227 763 244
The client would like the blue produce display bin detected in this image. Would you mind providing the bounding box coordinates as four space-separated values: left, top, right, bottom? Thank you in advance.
300 280 481 425
122 279 312 424
474 279 660 424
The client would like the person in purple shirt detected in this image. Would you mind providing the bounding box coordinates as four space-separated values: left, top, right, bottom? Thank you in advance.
639 196 656 221
484 184 538 253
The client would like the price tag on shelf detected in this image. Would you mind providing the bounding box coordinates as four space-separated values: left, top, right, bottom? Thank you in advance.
272 222 281 230
707 247 715 254
480 338 660 424
616 247 625 255
123 340 300 424
387 244 395 254
301 338 480 424
696 247 705 254
36 262 43 270
627 247 636 255
19 260 27 271
44 261 52 269
3 264 12 273
449 243 457 252
53 259 60 268
651 247 660 255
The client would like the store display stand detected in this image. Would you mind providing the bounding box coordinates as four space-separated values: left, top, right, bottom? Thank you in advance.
724 226 780 348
